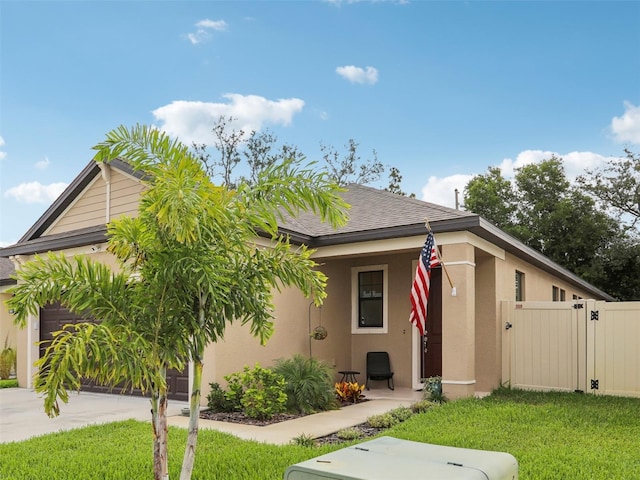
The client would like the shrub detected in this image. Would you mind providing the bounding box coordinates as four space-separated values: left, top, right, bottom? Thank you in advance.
366 412 398 429
291 433 316 447
0 379 18 389
389 406 413 422
206 383 235 412
411 399 436 413
224 364 287 420
273 354 336 413
335 381 365 404
336 427 362 440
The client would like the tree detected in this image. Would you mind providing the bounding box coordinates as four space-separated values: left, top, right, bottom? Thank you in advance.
320 138 383 186
385 166 415 198
462 157 630 297
577 149 640 231
8 124 349 480
582 234 640 301
463 166 516 229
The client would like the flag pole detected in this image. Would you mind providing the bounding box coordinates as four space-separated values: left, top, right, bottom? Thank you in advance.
424 218 455 293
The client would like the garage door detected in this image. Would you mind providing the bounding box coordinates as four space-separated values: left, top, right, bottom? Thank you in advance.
40 302 189 401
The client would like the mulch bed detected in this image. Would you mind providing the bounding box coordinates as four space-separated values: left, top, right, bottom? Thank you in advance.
200 410 307 426
199 399 384 446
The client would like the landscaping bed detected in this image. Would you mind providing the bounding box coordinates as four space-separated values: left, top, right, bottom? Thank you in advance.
199 399 369 427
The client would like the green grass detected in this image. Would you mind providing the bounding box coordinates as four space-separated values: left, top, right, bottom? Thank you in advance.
391 388 640 479
1 389 639 479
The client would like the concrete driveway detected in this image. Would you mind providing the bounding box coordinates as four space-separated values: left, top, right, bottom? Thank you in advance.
0 388 188 443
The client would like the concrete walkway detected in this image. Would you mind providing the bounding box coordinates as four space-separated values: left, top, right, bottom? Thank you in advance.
0 388 187 444
1 387 423 445
169 388 423 445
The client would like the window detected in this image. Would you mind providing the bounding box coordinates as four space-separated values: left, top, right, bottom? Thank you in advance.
352 265 388 334
553 286 566 302
515 270 525 301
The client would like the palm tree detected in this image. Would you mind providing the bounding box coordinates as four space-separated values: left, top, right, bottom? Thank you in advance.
8 124 349 480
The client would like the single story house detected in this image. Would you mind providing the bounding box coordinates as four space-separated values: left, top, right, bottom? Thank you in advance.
0 159 614 402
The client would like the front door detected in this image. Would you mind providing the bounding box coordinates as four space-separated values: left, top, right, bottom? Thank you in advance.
422 268 442 378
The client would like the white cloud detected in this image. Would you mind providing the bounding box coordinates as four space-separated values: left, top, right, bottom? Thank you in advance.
420 150 613 209
0 136 6 161
611 102 640 145
4 181 67 204
499 150 610 181
187 18 228 45
35 156 50 170
152 94 305 145
336 65 379 85
421 174 474 209
196 19 227 30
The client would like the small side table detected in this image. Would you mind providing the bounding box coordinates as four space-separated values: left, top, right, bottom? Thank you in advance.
338 370 360 383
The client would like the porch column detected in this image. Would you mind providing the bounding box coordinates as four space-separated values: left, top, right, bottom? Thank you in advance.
440 243 476 399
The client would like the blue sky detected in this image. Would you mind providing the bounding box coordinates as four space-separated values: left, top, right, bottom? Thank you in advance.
1 0 639 246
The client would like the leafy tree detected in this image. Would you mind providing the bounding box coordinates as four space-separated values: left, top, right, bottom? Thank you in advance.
463 157 628 297
582 234 640 301
8 124 348 480
463 166 516 229
577 149 640 231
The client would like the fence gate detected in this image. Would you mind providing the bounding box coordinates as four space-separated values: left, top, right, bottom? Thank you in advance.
502 301 640 398
589 302 640 397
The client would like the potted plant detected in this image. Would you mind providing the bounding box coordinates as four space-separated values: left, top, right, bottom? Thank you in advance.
310 325 328 340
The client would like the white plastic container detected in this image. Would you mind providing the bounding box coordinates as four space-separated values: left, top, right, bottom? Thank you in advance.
284 436 518 480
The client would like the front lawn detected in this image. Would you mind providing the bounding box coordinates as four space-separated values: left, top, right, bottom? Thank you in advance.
1 389 639 479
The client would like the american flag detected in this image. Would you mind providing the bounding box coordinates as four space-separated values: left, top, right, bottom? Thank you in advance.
409 231 440 336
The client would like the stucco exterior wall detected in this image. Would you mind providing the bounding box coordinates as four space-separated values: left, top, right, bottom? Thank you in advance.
0 289 18 380
499 252 596 302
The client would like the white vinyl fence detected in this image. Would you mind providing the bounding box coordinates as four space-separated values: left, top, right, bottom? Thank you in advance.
502 301 640 398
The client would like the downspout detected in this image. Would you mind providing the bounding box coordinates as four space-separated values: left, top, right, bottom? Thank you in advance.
98 162 111 224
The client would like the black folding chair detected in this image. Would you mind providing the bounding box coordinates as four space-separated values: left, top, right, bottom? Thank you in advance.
365 351 394 390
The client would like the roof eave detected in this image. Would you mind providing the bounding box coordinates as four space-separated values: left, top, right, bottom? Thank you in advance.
0 225 108 258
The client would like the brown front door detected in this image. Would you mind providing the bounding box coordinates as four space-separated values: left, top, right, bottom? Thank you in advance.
40 302 189 400
422 267 442 378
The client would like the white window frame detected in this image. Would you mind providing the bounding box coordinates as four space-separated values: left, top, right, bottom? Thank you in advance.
351 264 388 334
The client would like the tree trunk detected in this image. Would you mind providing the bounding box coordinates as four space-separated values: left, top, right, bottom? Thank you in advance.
152 371 170 480
179 357 203 480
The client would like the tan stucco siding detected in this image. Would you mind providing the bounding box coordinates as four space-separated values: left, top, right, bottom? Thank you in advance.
201 251 420 398
474 253 500 393
499 252 598 302
109 170 144 219
0 290 18 380
202 285 336 400
47 177 107 235
320 252 416 390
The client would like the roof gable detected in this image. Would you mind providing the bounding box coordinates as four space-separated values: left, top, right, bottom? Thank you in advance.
17 159 141 243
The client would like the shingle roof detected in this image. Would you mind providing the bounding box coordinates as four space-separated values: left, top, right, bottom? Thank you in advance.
0 168 614 301
0 258 16 286
279 183 475 238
